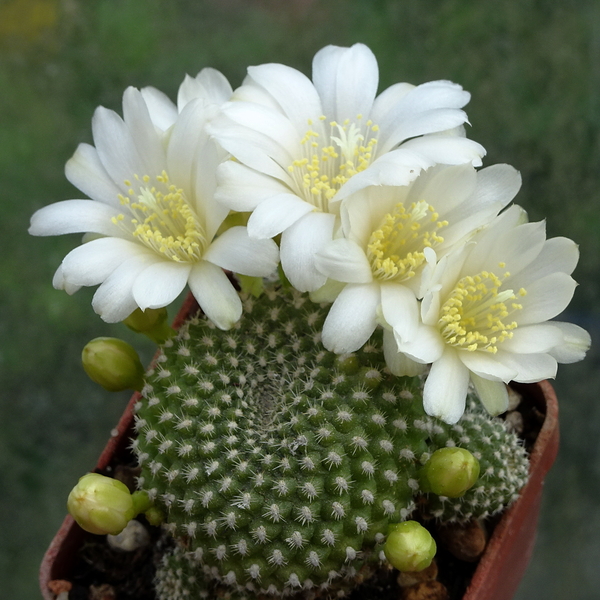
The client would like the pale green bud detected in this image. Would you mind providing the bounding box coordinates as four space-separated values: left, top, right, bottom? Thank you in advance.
420 447 480 498
67 473 136 535
82 337 144 392
123 307 175 344
144 505 166 527
384 521 437 572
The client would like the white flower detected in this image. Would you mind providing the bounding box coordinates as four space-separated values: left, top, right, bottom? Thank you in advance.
390 205 591 423
29 82 279 329
314 163 521 354
209 43 486 291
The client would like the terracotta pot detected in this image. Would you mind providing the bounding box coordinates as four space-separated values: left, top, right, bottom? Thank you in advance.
39 296 559 600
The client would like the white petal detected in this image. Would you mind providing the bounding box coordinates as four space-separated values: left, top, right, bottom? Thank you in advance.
215 160 291 212
335 148 434 201
462 220 546 279
407 163 477 214
517 272 578 325
547 322 591 364
233 72 283 108
470 375 509 416
166 100 230 240
177 68 233 111
471 163 522 208
247 193 314 239
375 80 471 153
212 103 298 174
203 226 279 276
52 264 81 294
508 237 580 291
341 186 403 246
420 286 442 326
400 135 486 167
245 63 322 132
65 143 124 207
380 284 419 344
132 261 192 310
167 98 214 202
382 329 426 377
29 200 122 237
91 106 149 188
500 324 564 354
60 238 150 286
92 253 158 322
458 350 517 382
188 261 242 330
314 238 372 284
381 108 470 153
280 212 337 292
122 87 168 177
496 351 558 383
321 283 380 353
140 86 178 131
312 43 379 122
396 323 445 364
423 349 470 424
369 82 414 128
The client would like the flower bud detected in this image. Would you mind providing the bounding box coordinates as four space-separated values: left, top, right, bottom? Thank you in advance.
123 307 175 344
420 447 480 498
67 473 136 535
384 521 437 572
82 337 144 392
144 506 165 527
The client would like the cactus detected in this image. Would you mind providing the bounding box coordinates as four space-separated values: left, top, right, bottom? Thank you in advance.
131 285 529 598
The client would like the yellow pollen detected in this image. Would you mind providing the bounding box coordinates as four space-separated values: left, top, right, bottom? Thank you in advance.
366 200 448 282
112 171 207 263
438 271 525 353
286 116 380 212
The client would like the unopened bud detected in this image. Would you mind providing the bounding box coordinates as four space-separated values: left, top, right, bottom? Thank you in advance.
123 307 174 344
67 473 135 535
82 337 144 392
144 506 166 527
420 447 480 498
384 521 437 572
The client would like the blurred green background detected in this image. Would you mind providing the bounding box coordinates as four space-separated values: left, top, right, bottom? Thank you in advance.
1 0 599 598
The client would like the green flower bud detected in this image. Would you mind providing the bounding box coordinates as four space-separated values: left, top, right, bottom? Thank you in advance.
420 447 480 498
123 307 175 343
144 506 166 527
384 521 437 572
82 337 144 392
67 473 136 535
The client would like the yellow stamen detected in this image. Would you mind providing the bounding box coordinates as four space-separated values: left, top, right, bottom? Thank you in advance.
112 171 207 263
366 200 448 282
287 115 380 212
438 271 524 353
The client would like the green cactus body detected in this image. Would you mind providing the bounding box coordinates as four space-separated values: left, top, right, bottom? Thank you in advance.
423 398 530 522
132 286 529 598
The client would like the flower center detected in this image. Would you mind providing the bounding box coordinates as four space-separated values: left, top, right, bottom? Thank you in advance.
112 172 208 262
367 200 448 282
438 269 526 353
287 115 379 212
